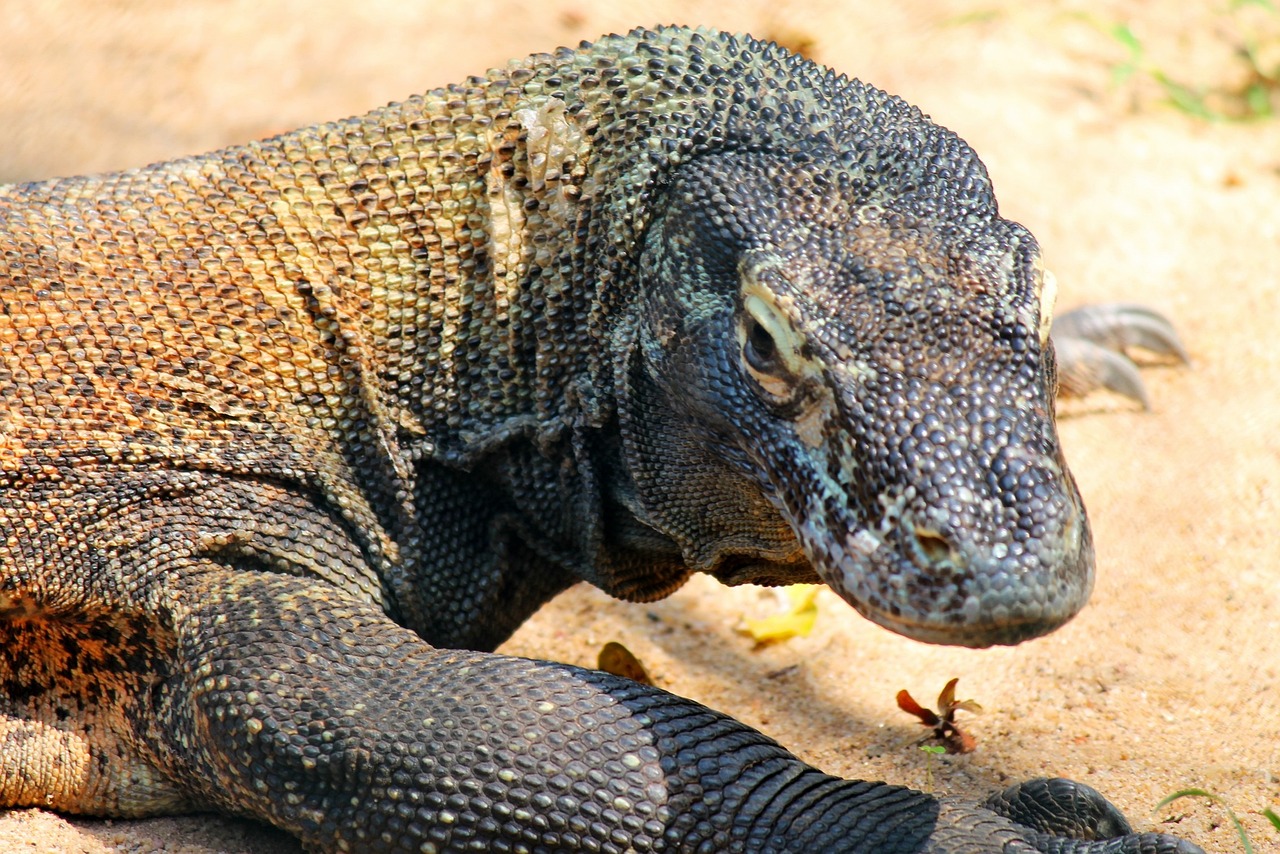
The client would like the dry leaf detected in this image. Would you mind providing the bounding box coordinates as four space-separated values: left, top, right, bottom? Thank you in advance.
597 641 653 685
896 677 981 754
738 584 821 643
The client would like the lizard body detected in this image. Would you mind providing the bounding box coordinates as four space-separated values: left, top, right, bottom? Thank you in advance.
0 26 1196 852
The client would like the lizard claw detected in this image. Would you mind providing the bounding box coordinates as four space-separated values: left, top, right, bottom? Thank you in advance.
1050 303 1190 409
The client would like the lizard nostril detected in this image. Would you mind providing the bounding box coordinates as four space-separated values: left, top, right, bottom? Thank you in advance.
913 526 953 564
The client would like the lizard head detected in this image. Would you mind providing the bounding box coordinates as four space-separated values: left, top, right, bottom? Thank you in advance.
615 150 1092 648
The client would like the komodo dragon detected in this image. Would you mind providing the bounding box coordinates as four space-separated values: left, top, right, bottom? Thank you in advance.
0 25 1196 853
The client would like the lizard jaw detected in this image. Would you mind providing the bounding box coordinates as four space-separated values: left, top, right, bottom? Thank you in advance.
797 498 1094 648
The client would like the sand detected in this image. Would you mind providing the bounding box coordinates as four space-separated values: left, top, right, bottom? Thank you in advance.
0 2 1276 851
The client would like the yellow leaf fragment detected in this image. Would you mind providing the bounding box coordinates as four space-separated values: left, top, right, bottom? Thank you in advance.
739 584 821 643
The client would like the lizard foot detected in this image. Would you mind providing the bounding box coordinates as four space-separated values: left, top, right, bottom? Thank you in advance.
1051 303 1189 409
983 777 1204 853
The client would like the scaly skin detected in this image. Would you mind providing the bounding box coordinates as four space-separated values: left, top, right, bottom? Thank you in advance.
0 26 1198 852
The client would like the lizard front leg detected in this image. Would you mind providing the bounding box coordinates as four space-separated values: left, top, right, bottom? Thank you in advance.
150 569 1201 853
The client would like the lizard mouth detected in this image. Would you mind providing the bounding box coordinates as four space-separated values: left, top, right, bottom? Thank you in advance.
795 494 1094 648
754 357 1096 648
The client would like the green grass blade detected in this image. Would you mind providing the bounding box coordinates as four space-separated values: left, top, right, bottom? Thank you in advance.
1156 789 1254 854
1245 82 1273 118
1152 72 1221 121
1110 22 1144 55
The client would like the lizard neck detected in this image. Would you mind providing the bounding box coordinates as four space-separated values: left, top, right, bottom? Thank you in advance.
234 92 608 465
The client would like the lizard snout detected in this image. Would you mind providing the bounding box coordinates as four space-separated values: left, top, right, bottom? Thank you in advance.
815 468 1095 649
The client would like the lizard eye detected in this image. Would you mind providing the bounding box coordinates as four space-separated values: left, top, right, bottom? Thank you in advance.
739 293 801 402
743 316 780 373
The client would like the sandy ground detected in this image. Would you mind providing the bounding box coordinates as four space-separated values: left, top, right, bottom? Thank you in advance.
0 1 1276 851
